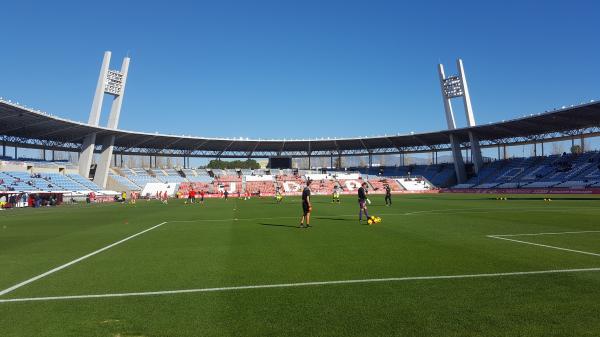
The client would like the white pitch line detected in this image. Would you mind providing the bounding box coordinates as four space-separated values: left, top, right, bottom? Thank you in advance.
402 206 600 216
0 221 168 297
169 206 600 224
2 205 599 301
1 267 599 303
487 235 600 257
491 230 600 237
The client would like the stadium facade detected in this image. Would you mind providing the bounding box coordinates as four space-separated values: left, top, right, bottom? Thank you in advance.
1 52 600 190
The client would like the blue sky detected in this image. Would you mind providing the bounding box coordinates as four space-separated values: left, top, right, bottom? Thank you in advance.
1 0 598 140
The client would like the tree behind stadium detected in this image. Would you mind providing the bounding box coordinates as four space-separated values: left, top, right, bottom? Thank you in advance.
206 159 260 170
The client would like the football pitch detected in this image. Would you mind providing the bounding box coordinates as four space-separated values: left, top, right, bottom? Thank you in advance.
1 194 600 337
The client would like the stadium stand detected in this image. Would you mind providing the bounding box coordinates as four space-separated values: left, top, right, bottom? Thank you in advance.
217 175 242 182
276 174 304 193
214 175 241 193
184 169 213 182
0 172 40 191
109 172 141 190
397 177 433 191
122 168 161 188
157 168 187 183
5 172 52 190
451 151 600 189
178 182 212 195
245 181 276 195
0 171 102 192
352 164 453 188
368 178 404 192
39 173 90 191
7 150 600 198
427 164 456 187
65 174 102 191
307 179 337 195
337 179 364 192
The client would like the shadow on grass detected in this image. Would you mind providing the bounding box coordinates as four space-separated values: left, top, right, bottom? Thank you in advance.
260 223 300 228
314 216 349 221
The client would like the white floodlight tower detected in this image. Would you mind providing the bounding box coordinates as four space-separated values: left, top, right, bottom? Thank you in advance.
457 59 484 172
437 58 483 183
93 57 130 188
78 51 111 178
78 51 130 188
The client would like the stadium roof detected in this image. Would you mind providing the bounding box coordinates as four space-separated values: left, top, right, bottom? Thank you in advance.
1 99 600 157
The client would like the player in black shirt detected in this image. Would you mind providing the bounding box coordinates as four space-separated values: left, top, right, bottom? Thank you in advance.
300 180 312 228
358 182 370 223
385 184 392 206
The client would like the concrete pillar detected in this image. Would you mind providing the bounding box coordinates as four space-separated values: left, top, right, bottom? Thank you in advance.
79 51 111 178
468 131 484 172
457 59 483 173
94 56 130 188
449 134 467 183
438 63 467 183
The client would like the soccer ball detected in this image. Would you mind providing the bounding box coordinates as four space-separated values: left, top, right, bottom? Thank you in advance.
368 216 381 225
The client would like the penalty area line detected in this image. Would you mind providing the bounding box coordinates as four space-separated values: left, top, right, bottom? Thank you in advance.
1 267 599 303
0 221 169 298
487 235 600 257
490 230 600 237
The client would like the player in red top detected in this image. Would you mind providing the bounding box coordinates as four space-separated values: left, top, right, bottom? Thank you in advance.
186 189 195 204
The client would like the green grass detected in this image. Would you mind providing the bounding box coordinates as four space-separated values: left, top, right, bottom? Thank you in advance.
1 194 600 337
